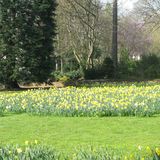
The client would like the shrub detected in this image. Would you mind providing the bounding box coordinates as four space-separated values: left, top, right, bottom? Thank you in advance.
118 48 138 79
51 71 63 82
52 70 82 82
84 58 114 80
118 60 138 79
84 68 102 80
138 54 160 79
65 70 83 80
118 50 160 80
102 57 115 79
58 75 70 83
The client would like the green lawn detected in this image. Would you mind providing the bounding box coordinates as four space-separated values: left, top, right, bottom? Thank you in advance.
0 114 160 153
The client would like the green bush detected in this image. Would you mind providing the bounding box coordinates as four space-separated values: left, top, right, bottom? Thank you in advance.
51 71 63 81
118 48 138 79
118 60 138 79
84 68 102 80
118 49 160 80
139 54 160 79
58 75 70 83
102 57 115 79
65 70 83 80
52 70 82 82
84 57 114 80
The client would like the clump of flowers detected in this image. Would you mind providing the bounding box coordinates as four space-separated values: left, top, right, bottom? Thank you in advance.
0 144 160 160
0 142 59 160
0 82 160 117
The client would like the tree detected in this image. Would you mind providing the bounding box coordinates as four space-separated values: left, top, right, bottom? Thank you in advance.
0 0 57 88
118 15 152 58
136 0 160 28
133 0 160 56
112 0 118 71
56 0 102 71
96 3 112 61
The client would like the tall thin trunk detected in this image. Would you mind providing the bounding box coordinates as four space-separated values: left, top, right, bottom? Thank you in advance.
112 0 118 71
55 59 58 71
60 57 63 73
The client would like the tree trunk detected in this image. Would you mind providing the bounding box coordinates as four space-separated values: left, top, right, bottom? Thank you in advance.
55 59 59 71
112 0 118 72
60 57 63 74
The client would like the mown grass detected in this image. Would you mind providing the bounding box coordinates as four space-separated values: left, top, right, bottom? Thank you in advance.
0 114 160 153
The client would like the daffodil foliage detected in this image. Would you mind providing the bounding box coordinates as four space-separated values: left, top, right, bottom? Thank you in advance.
0 82 160 117
0 144 160 160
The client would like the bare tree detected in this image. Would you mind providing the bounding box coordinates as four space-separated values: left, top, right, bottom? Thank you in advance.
118 15 152 58
136 0 160 30
56 0 111 70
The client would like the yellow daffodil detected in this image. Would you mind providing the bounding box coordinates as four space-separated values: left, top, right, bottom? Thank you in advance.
156 148 160 156
138 145 142 150
25 141 29 145
35 140 38 144
17 148 22 154
146 146 152 155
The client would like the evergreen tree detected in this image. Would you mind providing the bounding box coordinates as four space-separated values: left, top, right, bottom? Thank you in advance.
0 0 57 88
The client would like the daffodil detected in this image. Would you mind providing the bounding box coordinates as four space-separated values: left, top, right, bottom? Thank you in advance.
25 141 29 145
156 148 160 156
35 140 38 144
146 146 152 155
17 148 22 154
138 145 142 150
1 83 160 117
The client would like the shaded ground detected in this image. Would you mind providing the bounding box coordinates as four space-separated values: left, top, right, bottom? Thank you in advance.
1 79 160 91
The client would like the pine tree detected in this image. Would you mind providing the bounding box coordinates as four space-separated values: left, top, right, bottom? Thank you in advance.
0 0 57 88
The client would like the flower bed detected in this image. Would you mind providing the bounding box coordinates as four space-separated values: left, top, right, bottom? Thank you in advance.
0 82 160 117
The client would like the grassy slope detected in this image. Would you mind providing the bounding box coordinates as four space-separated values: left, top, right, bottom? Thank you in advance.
0 114 160 153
